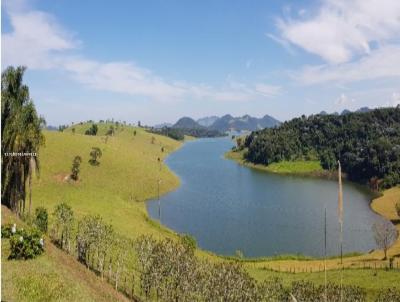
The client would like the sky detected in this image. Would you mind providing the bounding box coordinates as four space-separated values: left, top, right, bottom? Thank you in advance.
1 0 400 126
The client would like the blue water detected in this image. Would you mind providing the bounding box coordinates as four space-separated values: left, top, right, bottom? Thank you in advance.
147 137 384 258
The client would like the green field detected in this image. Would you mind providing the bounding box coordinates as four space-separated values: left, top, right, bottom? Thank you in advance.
30 123 182 241
225 149 323 174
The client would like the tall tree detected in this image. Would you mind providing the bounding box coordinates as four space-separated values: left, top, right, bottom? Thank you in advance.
1 66 45 215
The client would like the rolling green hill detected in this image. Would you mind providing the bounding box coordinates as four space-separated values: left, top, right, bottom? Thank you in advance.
30 123 182 240
2 121 399 301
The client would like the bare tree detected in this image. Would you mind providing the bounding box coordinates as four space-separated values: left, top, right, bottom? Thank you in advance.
372 220 397 259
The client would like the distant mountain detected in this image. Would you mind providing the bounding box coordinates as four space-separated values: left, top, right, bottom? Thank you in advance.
356 107 371 113
46 125 59 131
197 116 219 127
209 114 280 132
153 122 172 129
172 117 203 129
341 109 352 115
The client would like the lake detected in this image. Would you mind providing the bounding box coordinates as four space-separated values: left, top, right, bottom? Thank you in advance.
147 137 384 258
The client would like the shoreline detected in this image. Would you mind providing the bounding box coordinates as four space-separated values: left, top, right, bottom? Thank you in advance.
145 142 399 269
223 149 399 265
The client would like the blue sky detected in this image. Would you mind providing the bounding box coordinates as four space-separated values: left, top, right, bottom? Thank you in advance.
2 0 400 126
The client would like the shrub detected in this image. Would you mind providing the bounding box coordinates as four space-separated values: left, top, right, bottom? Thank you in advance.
258 277 288 302
34 207 48 233
84 123 98 136
180 234 197 254
9 227 44 260
375 287 400 302
1 223 15 238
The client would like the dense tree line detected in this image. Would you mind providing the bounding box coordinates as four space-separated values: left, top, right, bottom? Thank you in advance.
243 107 400 189
148 126 225 140
148 127 185 141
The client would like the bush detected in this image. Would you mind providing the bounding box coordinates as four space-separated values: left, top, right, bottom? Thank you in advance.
9 227 44 260
35 207 48 233
180 233 197 253
89 147 102 166
84 124 98 136
375 287 400 302
1 223 15 238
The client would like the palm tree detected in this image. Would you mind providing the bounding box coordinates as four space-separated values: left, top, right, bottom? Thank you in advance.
1 66 45 216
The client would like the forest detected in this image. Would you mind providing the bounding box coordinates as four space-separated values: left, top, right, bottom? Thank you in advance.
148 126 225 140
242 107 400 189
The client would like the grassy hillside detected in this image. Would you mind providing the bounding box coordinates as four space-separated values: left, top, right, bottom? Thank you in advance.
1 206 130 302
31 123 182 240
3 122 398 301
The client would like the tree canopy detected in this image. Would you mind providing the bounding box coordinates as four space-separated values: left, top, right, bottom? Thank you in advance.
1 66 45 214
243 107 400 189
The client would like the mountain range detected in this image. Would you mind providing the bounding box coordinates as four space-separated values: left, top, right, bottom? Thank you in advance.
170 114 281 132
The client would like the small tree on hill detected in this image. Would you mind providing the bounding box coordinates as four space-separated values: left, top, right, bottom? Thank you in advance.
72 128 75 134
52 203 74 253
372 220 397 259
106 125 114 136
85 124 98 136
151 136 155 144
89 147 102 166
71 156 82 181
35 207 48 233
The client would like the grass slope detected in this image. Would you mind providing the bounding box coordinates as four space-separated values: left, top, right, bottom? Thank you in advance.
31 124 181 240
4 123 399 301
1 206 130 302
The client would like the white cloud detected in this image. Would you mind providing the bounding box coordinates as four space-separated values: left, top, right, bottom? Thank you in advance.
63 58 187 101
294 45 400 85
2 2 282 104
266 33 296 55
2 9 78 69
334 93 355 106
275 0 400 64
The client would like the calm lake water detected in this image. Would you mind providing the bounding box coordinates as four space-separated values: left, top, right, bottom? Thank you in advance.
147 137 384 258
